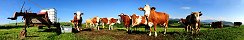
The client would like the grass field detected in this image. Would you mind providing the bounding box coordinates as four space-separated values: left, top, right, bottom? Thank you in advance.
0 25 244 40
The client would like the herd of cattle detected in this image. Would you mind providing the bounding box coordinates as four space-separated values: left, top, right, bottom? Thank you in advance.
70 4 242 37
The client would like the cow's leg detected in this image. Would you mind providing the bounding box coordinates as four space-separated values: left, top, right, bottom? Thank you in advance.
111 25 114 30
75 23 77 30
154 24 158 37
185 25 188 32
164 23 168 35
195 23 199 33
148 22 153 36
108 24 111 30
186 25 189 32
89 23 92 28
94 23 99 30
97 23 100 30
126 26 129 31
191 24 194 34
102 23 105 28
149 27 152 36
86 23 88 28
145 25 149 32
77 23 80 31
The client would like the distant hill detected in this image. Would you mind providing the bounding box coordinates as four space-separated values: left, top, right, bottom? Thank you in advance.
169 18 234 26
201 20 217 23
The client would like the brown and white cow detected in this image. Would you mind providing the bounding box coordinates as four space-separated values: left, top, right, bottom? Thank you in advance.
91 16 100 30
118 13 132 31
131 14 147 27
139 4 169 37
71 11 83 31
130 14 150 31
99 17 120 30
234 22 242 27
211 21 223 28
186 11 202 34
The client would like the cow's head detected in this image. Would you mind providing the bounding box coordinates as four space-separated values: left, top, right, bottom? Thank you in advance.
139 4 151 17
118 13 125 22
92 16 100 23
131 14 140 27
118 13 131 22
75 11 84 20
110 18 121 24
178 18 185 23
191 11 202 21
115 19 121 24
75 11 83 16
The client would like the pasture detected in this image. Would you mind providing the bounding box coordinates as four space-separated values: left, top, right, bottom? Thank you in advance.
0 23 244 40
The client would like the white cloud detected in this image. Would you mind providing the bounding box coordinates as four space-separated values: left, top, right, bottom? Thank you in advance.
180 6 191 10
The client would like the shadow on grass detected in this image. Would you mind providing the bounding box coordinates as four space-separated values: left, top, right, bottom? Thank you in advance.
0 26 24 29
81 28 93 31
116 29 127 31
38 28 58 32
26 36 39 37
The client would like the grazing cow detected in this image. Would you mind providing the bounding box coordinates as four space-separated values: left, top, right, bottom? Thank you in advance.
91 16 100 30
99 17 120 30
118 13 132 31
130 14 149 31
234 22 242 27
179 18 191 32
211 21 223 28
186 11 202 34
139 4 169 37
71 11 83 31
85 18 94 28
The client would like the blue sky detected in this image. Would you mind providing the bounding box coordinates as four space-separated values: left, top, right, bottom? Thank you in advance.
0 0 244 25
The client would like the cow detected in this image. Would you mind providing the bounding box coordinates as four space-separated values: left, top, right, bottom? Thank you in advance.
99 17 120 30
71 11 83 31
179 18 191 32
186 11 202 34
118 13 132 31
210 21 223 29
130 14 149 31
85 18 93 28
91 16 100 30
138 4 169 37
234 22 242 27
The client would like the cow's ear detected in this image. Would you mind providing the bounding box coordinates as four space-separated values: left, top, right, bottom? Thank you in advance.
139 7 143 11
74 13 77 15
151 7 156 10
118 15 121 16
199 13 202 16
190 12 194 15
81 13 84 15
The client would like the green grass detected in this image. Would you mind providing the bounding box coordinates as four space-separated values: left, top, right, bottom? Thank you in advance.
0 25 244 40
173 26 244 40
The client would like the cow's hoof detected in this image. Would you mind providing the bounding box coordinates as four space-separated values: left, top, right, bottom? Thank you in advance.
149 33 152 36
155 32 157 37
154 35 157 37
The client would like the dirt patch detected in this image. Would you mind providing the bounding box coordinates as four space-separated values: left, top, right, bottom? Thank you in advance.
75 29 176 40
